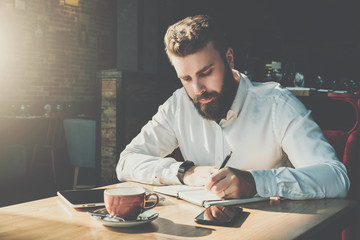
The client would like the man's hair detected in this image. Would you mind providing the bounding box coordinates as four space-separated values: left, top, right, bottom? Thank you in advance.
164 15 229 62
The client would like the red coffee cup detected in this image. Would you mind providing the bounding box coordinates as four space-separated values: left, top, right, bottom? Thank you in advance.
104 187 159 220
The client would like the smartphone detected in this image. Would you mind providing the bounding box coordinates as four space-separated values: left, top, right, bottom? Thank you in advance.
194 205 243 226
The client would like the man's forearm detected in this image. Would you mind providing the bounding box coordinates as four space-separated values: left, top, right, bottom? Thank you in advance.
117 149 182 185
250 161 349 200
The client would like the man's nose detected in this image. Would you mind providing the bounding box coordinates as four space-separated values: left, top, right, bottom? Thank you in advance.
192 79 206 95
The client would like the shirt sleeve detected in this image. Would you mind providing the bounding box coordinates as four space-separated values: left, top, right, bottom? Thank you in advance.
116 94 182 185
250 91 350 199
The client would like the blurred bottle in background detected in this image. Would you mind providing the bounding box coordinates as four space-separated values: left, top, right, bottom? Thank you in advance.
293 72 305 87
271 68 283 83
56 104 63 112
19 104 25 116
44 104 51 117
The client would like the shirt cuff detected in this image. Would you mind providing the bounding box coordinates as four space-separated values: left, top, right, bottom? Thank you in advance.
156 160 183 185
249 169 278 197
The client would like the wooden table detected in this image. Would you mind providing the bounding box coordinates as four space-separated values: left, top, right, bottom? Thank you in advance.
0 182 358 240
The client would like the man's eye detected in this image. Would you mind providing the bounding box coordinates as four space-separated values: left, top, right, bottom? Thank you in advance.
201 69 212 76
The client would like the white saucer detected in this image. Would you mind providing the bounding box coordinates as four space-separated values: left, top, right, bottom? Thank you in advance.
90 208 159 228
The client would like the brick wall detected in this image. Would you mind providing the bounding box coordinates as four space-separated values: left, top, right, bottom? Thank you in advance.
0 0 116 115
98 70 176 184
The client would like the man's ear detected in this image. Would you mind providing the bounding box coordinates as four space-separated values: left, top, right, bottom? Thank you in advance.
225 48 234 69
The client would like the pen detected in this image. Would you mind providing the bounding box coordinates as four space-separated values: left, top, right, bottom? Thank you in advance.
219 151 232 169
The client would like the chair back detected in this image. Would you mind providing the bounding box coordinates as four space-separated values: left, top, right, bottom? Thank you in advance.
342 129 360 201
325 129 360 240
43 117 65 146
63 118 96 168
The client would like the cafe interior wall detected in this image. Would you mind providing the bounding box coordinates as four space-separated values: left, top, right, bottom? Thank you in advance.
0 0 117 116
0 0 117 190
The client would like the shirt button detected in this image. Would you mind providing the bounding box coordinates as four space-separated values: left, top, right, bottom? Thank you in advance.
264 189 270 195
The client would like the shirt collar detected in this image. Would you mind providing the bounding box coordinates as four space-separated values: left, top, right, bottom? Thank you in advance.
227 69 250 119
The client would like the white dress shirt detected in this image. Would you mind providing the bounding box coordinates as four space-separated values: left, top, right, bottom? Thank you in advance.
117 70 350 199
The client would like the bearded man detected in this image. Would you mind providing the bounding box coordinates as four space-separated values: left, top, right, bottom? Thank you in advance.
116 15 349 200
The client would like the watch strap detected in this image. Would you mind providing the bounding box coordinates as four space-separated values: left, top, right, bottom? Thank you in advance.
177 160 194 184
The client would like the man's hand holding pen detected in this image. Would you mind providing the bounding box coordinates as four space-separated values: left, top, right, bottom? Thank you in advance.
206 168 257 199
182 151 257 199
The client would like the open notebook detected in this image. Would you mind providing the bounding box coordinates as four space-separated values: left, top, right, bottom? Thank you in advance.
153 185 268 207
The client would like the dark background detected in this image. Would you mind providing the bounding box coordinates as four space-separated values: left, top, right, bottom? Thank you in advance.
155 0 359 86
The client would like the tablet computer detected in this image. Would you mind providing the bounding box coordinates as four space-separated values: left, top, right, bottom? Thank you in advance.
57 189 105 208
57 188 166 208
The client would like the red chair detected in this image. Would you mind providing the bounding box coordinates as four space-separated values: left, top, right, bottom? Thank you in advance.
320 92 360 240
323 130 360 200
323 129 360 240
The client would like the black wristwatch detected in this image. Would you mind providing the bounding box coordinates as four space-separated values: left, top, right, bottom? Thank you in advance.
177 160 195 184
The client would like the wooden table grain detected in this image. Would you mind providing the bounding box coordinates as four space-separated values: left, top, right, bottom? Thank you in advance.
0 182 358 240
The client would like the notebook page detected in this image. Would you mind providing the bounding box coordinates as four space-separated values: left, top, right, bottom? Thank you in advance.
178 189 220 206
153 185 205 197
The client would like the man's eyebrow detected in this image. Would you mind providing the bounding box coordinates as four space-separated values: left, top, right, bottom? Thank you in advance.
177 63 214 79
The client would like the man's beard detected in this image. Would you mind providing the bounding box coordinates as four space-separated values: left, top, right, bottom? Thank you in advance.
190 64 238 122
